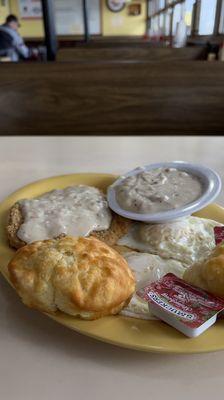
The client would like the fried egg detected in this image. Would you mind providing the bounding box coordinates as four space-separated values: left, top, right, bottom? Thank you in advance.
120 251 186 320
118 216 222 266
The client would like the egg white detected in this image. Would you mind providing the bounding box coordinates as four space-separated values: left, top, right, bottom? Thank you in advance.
120 251 186 320
118 216 222 266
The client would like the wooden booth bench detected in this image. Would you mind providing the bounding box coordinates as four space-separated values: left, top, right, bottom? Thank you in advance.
57 46 205 63
0 61 223 134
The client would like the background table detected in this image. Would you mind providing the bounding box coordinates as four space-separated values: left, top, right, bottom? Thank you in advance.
0 136 224 400
1 62 224 134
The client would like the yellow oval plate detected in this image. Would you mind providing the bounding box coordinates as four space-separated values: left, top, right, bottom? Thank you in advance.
1 173 224 354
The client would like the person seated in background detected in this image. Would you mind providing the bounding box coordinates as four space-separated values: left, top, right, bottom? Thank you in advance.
0 14 38 61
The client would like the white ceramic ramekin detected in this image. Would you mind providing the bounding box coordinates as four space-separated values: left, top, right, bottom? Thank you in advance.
107 161 222 223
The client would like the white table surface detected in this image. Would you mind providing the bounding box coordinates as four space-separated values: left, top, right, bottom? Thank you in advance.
0 136 224 400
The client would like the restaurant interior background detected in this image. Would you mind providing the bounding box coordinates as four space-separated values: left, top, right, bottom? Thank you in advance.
0 0 223 134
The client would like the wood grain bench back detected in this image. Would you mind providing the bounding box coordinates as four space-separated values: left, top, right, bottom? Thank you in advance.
57 46 205 62
0 61 223 134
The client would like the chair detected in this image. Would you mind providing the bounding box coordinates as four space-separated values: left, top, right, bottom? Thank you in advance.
0 29 14 61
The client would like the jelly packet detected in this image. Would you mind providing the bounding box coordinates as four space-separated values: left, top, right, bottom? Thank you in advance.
137 274 224 338
214 226 224 245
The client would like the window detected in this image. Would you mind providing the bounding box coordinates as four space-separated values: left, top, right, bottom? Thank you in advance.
219 0 224 33
172 4 182 35
164 10 171 35
184 0 194 28
159 0 166 8
199 0 217 35
148 0 221 39
159 13 164 31
185 0 195 13
54 0 101 35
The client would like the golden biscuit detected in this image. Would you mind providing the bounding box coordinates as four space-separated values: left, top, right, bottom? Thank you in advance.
8 236 136 320
184 243 224 298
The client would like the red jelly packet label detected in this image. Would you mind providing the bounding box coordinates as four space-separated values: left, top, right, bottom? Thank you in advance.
214 226 224 245
137 274 224 329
